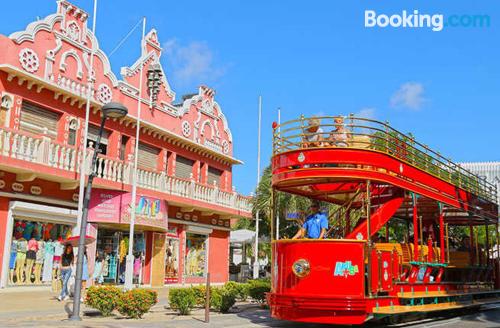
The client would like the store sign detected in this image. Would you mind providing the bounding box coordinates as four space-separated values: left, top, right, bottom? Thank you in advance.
88 189 168 229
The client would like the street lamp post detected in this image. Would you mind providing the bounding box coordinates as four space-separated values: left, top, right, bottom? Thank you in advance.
70 102 128 321
124 61 162 290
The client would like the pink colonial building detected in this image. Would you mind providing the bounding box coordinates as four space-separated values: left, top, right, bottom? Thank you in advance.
0 1 251 289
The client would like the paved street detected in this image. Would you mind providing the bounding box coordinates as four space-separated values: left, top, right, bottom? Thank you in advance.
0 288 499 327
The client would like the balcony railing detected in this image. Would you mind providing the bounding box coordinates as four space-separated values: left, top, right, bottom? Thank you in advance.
273 115 498 204
0 127 252 214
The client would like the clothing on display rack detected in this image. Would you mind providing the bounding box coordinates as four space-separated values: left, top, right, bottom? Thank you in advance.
23 222 35 240
42 241 55 282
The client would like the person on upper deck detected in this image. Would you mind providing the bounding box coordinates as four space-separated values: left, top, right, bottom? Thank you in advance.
302 117 324 148
328 117 349 147
292 201 328 239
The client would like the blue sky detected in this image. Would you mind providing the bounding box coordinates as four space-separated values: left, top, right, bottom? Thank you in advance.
1 1 499 195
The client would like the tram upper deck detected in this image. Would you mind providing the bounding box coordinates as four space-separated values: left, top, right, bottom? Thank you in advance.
271 115 498 226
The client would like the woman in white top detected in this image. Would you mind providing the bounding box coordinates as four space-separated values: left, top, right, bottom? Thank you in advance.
329 117 349 147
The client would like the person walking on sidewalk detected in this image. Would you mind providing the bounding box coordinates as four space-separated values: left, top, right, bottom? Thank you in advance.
57 245 74 301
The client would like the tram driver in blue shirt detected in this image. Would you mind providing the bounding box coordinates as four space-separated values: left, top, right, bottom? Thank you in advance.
292 201 328 239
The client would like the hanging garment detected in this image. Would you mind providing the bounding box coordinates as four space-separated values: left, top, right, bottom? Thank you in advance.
108 254 117 279
102 255 109 277
50 225 59 241
42 241 55 282
33 223 43 241
93 260 104 284
43 223 53 240
133 257 141 277
23 222 35 240
14 221 26 239
82 255 89 281
119 238 128 262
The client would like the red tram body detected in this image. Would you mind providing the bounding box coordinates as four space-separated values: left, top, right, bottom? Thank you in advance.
267 116 500 325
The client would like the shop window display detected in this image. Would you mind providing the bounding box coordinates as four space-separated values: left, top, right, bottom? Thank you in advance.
8 219 72 286
96 230 145 284
185 233 207 277
165 238 179 283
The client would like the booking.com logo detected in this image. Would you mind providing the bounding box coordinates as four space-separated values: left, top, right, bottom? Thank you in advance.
365 10 491 32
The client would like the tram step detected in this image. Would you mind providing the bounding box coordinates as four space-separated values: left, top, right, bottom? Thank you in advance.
397 289 500 299
373 298 499 315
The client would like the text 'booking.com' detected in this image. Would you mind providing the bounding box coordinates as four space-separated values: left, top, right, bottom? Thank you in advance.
364 10 490 32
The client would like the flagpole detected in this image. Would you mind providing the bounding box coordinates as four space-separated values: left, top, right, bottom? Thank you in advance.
75 0 99 235
124 16 146 291
275 107 280 240
253 96 262 279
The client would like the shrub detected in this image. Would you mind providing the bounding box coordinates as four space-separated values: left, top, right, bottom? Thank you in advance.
116 289 158 319
191 285 210 307
210 286 237 313
169 288 196 315
85 286 122 316
247 279 271 304
224 281 249 301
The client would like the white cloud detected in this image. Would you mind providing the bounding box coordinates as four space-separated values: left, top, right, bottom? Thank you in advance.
163 38 227 85
390 82 426 110
356 107 376 119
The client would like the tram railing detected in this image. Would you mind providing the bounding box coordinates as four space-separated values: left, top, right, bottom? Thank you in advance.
272 115 497 203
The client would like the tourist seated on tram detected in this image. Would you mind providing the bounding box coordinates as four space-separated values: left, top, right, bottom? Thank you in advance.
302 117 324 148
292 201 328 239
327 117 349 147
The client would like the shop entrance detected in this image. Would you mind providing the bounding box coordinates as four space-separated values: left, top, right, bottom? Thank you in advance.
95 229 145 285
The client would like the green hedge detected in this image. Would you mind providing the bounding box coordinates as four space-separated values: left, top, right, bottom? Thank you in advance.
224 281 249 301
116 289 158 319
247 279 271 304
210 287 236 313
168 288 196 315
85 286 157 318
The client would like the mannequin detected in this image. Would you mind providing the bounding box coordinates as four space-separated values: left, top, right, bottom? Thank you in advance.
15 238 27 284
34 239 45 284
25 237 38 284
9 239 18 284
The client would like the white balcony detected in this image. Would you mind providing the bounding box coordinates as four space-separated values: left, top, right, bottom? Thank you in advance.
0 127 252 215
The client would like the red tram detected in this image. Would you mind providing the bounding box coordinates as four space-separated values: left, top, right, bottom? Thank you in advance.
267 115 500 325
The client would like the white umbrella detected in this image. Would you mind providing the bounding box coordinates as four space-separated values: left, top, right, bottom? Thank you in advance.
230 229 256 244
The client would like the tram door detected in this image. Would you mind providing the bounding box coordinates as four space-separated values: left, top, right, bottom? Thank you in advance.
370 250 395 294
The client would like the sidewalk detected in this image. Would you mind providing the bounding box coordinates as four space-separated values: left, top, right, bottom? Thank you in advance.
0 287 282 328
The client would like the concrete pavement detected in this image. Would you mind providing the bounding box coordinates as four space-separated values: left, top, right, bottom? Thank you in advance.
0 287 498 327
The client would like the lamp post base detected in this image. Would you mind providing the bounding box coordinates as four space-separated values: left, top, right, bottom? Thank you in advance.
124 254 135 290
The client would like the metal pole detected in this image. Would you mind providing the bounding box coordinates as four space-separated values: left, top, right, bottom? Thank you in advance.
70 114 106 321
445 223 450 263
75 0 98 234
253 96 262 279
485 224 490 265
275 107 280 241
205 272 210 323
412 193 419 261
470 223 475 266
366 180 372 297
439 203 445 264
270 187 276 292
419 215 423 262
124 17 146 290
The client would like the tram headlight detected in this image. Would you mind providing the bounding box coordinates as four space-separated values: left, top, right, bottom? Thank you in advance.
292 259 310 278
